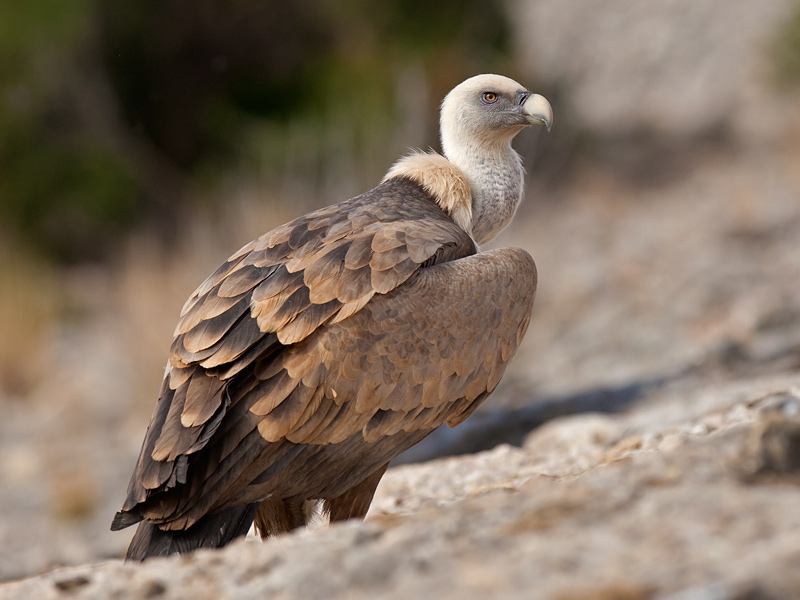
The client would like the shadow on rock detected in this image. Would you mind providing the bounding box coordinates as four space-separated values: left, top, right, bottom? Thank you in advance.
395 369 684 465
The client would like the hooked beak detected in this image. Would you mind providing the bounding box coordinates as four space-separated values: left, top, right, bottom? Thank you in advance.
517 92 553 131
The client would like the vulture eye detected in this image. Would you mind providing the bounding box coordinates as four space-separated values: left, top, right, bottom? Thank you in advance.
482 92 498 104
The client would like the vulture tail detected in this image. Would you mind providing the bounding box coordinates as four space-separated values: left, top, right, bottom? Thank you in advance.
125 503 259 561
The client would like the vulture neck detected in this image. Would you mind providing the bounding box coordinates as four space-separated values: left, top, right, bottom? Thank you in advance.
383 153 474 237
442 133 524 246
383 139 524 246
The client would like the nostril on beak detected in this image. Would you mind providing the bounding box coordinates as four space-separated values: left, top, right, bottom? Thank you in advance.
515 91 533 106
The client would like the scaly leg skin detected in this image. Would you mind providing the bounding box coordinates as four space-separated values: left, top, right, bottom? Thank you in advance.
324 462 390 522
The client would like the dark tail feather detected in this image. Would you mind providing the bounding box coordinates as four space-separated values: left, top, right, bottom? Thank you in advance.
125 503 259 561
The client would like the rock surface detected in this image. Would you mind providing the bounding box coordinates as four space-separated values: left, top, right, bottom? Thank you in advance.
2 374 800 600
512 0 798 142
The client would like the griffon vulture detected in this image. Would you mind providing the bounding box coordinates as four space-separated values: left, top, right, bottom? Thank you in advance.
112 74 553 560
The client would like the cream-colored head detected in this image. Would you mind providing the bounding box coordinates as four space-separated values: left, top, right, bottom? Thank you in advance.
384 74 552 246
440 74 552 158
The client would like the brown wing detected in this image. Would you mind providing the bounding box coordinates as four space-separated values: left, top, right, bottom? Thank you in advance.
205 247 536 521
251 246 537 447
113 177 479 528
118 246 535 531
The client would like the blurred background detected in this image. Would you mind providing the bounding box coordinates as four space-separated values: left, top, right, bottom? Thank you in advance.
1 0 799 580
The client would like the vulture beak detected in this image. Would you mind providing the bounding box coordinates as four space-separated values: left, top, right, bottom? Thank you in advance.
518 92 553 131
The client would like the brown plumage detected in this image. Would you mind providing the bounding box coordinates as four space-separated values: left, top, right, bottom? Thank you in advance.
112 74 552 560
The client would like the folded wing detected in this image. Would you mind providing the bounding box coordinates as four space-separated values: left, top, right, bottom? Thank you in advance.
113 177 536 534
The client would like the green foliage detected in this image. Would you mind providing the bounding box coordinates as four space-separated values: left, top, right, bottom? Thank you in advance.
2 0 512 262
773 2 800 87
98 0 510 168
372 0 509 56
0 129 138 260
0 0 88 71
0 0 143 261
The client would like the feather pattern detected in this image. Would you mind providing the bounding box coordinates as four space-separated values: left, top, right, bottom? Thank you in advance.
113 175 536 559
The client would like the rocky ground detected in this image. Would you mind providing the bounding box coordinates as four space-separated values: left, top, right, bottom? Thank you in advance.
2 372 800 600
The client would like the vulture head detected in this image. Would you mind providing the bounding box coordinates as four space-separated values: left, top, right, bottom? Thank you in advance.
387 74 552 243
433 74 553 245
440 74 552 154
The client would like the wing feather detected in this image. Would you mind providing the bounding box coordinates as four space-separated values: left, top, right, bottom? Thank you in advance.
343 235 374 270
182 371 226 427
181 297 251 354
197 312 265 368
333 266 374 303
249 370 300 416
176 291 243 336
370 257 417 293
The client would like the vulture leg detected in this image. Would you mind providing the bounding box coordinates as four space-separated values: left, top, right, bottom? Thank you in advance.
254 498 315 538
324 462 390 522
